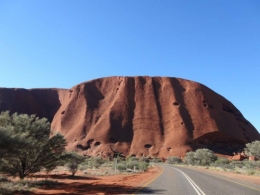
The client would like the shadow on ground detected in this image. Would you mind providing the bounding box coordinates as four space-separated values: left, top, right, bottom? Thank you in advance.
31 174 99 180
15 180 165 195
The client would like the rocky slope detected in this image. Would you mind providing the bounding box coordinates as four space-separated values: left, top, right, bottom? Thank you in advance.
0 77 259 158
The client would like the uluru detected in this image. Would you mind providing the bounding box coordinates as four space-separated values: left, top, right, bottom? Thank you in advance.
0 76 259 158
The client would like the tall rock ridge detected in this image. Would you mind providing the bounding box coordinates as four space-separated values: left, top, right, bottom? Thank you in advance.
0 88 67 122
0 76 259 158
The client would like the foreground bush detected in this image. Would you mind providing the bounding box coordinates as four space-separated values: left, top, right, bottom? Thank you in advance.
0 112 67 179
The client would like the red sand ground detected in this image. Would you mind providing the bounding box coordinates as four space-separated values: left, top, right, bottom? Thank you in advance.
28 166 162 195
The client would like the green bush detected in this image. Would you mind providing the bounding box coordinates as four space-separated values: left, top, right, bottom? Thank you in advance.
126 161 139 169
138 162 149 171
184 151 196 165
230 160 245 168
127 156 139 162
117 163 127 171
221 164 235 170
247 170 255 175
211 157 230 167
88 156 105 168
166 156 182 164
0 179 58 195
185 149 217 166
0 112 67 179
150 158 162 163
244 140 260 158
63 152 85 176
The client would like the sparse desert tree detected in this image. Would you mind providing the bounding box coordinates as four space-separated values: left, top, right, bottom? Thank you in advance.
63 152 85 176
0 111 67 179
244 140 260 158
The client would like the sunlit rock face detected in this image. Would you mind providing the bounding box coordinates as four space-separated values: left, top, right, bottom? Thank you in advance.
1 76 259 158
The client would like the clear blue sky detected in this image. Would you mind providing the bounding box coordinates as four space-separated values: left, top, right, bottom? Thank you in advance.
0 1 259 132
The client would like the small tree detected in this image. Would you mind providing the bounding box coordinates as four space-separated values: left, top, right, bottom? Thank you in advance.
0 111 67 179
244 140 260 158
63 152 85 176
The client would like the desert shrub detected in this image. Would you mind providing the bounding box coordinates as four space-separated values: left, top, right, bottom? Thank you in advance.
221 164 235 170
244 140 260 158
230 160 245 168
138 162 149 171
0 180 29 194
127 156 139 162
215 157 229 165
126 161 139 169
142 157 150 163
117 163 127 171
150 158 162 163
185 149 217 166
211 157 230 167
0 179 58 195
247 170 255 175
88 156 105 168
184 151 196 165
166 156 182 164
63 152 85 176
79 159 90 171
115 157 125 163
194 149 217 166
242 160 260 170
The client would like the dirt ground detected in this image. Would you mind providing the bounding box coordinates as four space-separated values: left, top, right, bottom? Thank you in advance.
25 166 162 195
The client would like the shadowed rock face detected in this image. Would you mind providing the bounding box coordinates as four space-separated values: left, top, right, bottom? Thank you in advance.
0 88 67 122
1 77 259 158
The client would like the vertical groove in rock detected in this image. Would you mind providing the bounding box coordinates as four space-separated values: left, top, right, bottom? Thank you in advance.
151 78 164 136
170 78 194 139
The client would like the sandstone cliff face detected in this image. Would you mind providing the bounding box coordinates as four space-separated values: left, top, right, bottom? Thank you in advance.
50 77 260 158
0 77 259 158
